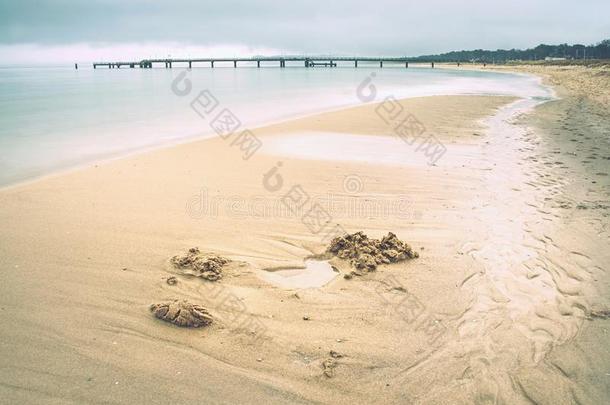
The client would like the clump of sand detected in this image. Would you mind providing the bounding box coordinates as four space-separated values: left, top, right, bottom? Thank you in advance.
171 247 230 281
327 232 418 272
322 358 337 378
150 300 213 328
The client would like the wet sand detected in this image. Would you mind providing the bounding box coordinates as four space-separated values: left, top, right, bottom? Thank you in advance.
507 64 610 403
0 72 609 404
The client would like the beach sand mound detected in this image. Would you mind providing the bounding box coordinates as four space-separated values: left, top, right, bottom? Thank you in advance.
171 247 230 281
327 231 418 272
150 300 213 328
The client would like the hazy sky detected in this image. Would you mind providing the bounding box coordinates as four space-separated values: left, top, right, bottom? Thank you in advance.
1 0 608 63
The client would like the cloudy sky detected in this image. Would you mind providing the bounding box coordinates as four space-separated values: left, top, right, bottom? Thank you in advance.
1 0 608 64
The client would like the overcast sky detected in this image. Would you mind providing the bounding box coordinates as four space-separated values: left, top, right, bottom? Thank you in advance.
1 0 609 64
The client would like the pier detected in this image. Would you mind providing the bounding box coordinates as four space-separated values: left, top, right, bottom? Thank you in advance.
93 56 435 69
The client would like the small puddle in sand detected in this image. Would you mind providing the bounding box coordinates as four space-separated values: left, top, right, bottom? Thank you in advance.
259 259 338 289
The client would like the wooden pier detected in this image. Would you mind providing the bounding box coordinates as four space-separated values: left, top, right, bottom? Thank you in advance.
93 56 434 69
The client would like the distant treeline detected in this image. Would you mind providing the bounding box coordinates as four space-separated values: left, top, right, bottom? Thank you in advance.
414 39 610 62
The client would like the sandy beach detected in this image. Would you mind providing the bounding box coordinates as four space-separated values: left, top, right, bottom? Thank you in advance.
1 66 609 405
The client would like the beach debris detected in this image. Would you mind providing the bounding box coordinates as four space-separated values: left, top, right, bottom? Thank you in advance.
171 247 230 281
327 232 418 272
166 276 178 285
322 358 338 378
343 270 365 279
303 315 310 321
150 300 213 328
329 350 344 359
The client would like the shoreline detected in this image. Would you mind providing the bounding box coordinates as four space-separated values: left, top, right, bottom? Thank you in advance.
0 94 475 192
0 67 548 191
0 93 521 192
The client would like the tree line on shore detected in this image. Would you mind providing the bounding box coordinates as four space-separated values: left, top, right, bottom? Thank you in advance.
414 39 610 62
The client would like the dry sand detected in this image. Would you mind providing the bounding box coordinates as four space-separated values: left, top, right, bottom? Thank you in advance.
0 68 609 404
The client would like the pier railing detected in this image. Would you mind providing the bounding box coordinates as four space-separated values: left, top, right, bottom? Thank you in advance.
93 57 437 69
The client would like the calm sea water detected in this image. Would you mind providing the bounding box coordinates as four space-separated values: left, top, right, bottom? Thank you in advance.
0 65 551 186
